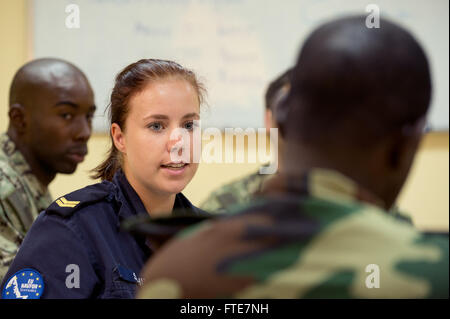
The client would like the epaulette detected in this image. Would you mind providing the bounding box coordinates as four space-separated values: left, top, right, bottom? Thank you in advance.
46 181 116 218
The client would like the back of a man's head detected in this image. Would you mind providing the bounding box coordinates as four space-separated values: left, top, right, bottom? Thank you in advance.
277 16 432 209
279 16 431 147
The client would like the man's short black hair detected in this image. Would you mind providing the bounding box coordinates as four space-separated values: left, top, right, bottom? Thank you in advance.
279 16 431 146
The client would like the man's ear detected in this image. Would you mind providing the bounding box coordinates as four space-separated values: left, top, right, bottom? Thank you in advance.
387 130 421 172
111 123 126 153
8 104 27 134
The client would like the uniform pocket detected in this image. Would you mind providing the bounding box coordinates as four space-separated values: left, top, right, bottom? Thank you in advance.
104 264 140 299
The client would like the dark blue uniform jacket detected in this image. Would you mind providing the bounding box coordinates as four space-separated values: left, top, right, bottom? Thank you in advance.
1 170 205 298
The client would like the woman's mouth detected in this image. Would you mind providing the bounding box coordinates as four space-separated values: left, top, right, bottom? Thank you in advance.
161 163 187 169
160 163 189 176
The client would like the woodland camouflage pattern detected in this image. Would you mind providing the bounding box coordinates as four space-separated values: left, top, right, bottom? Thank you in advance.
200 169 271 214
199 168 412 223
0 133 52 283
137 169 448 298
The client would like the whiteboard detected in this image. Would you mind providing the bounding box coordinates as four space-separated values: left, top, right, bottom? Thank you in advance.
32 0 449 132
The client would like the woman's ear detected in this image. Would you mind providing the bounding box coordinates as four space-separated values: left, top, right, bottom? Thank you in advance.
111 123 126 153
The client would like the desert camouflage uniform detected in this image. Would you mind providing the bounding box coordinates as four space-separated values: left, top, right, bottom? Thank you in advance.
200 169 272 214
0 133 52 283
137 168 448 298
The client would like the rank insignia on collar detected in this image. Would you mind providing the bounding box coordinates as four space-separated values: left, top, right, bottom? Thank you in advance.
56 196 80 208
2 268 45 299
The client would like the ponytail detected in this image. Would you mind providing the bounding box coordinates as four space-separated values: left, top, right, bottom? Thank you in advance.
91 141 121 181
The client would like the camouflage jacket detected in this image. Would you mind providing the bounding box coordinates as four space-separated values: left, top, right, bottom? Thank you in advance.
0 133 52 282
200 169 271 213
137 169 448 298
199 168 413 223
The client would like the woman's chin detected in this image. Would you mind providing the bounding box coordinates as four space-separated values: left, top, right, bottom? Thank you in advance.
159 181 189 195
157 168 197 195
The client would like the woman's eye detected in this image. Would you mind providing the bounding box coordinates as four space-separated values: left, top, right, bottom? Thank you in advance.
184 121 194 130
184 121 198 131
148 122 164 131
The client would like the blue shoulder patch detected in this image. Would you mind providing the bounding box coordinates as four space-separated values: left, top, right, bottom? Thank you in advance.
46 181 116 218
2 268 45 299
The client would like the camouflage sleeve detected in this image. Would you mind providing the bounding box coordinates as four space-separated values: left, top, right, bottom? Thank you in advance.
0 200 23 284
0 175 29 284
199 171 266 214
199 189 239 214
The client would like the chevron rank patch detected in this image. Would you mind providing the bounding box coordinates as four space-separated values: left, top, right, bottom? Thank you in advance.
2 268 44 299
56 196 80 208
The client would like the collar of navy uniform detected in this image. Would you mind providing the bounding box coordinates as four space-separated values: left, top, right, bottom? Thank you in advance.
113 170 154 255
173 192 199 216
113 169 203 221
113 169 147 222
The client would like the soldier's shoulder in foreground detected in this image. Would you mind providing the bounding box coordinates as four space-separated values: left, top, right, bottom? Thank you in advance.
137 199 448 299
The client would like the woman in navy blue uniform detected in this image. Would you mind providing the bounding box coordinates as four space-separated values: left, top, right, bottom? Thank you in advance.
1 59 207 299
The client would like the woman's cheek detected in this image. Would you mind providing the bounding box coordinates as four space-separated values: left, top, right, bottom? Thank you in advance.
189 133 201 163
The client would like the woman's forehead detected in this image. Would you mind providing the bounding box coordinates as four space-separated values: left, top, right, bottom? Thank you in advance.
127 79 200 118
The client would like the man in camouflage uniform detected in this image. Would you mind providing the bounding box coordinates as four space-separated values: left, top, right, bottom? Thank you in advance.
0 58 95 282
136 16 448 298
199 170 268 214
200 69 291 213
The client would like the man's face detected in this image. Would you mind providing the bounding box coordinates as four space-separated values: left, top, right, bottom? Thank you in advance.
25 74 96 174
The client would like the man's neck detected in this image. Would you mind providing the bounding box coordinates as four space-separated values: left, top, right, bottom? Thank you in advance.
6 129 55 187
280 143 390 210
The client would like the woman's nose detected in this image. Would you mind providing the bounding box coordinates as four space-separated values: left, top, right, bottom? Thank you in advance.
167 128 191 162
167 137 183 153
167 129 185 153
